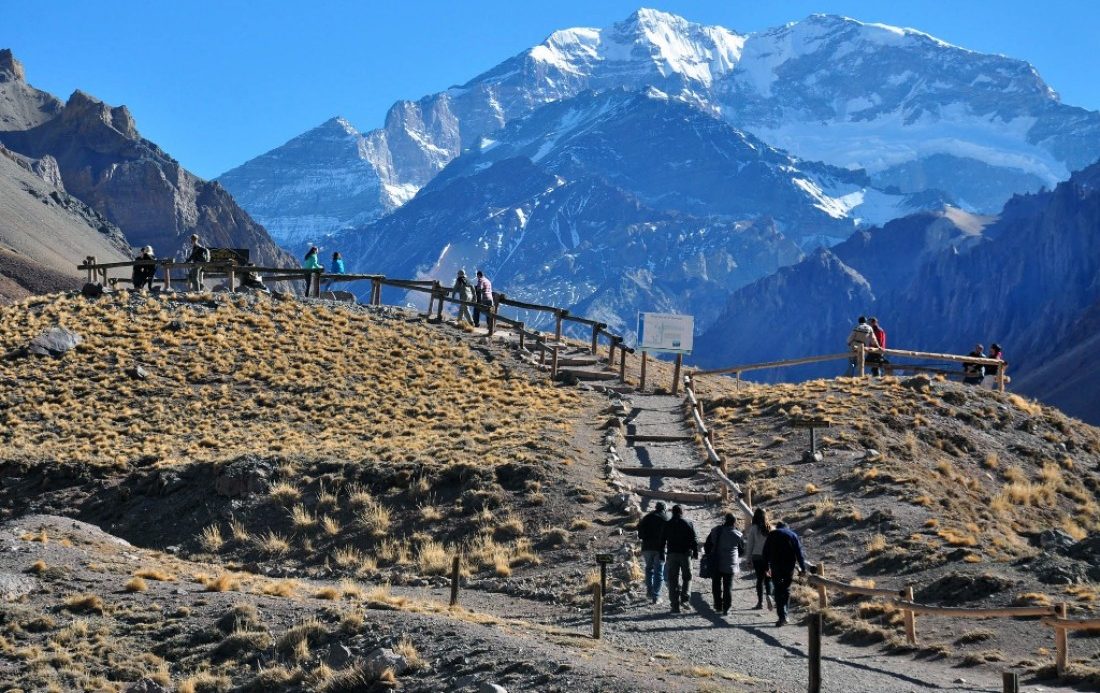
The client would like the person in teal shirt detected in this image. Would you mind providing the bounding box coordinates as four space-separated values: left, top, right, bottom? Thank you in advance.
303 245 322 295
325 251 346 292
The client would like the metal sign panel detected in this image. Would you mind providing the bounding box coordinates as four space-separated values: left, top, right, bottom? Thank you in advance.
637 312 694 354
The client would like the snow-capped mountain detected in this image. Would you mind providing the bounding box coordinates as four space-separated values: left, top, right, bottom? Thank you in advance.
219 8 1100 246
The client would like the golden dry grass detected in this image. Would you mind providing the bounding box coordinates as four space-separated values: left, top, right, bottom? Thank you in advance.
0 293 580 469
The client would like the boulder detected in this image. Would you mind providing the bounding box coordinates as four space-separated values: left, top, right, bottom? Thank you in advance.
1067 534 1100 565
324 642 355 669
27 327 82 357
1039 529 1077 553
214 458 273 498
125 680 172 693
364 647 408 678
127 365 149 380
81 282 104 298
900 375 932 392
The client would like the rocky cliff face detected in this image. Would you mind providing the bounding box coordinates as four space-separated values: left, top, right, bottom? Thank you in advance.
219 9 1100 244
695 163 1100 423
0 52 294 268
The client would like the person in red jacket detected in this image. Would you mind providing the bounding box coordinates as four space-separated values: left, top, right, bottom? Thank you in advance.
868 317 887 376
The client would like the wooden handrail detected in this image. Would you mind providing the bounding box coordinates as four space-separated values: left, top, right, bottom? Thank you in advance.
1041 616 1100 630
692 352 852 377
804 574 904 599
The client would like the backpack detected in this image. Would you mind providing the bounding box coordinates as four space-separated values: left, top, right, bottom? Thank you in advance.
198 246 211 263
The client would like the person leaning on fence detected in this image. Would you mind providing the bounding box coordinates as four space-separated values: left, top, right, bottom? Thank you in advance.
762 520 807 627
473 270 494 328
302 246 323 295
867 317 888 377
846 315 880 376
662 504 699 613
452 269 475 324
637 501 668 604
744 507 773 611
963 343 986 385
324 251 345 291
984 342 1006 388
186 234 210 291
132 246 156 291
703 513 745 616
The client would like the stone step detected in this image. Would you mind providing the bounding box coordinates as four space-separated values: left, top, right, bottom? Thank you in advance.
557 367 619 382
631 488 721 504
556 355 602 367
625 434 694 444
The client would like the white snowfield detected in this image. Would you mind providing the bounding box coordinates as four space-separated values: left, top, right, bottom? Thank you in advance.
217 7 1098 246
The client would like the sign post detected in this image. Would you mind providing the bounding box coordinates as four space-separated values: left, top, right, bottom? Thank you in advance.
637 312 694 395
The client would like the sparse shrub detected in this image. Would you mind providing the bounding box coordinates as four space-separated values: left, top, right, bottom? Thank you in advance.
124 577 148 592
540 526 571 548
257 531 290 555
200 524 225 552
805 483 819 495
62 594 105 615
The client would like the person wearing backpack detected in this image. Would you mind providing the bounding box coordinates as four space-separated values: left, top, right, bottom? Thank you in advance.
846 316 880 376
636 502 668 604
452 269 475 324
703 513 745 615
186 234 210 291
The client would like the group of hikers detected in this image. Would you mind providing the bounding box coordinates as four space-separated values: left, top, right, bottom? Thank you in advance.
130 237 349 295
846 315 1006 385
637 503 806 627
451 268 496 328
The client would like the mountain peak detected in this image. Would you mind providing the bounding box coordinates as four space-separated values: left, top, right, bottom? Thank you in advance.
0 49 26 82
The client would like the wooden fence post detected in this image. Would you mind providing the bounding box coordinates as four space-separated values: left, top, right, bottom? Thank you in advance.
857 344 866 378
998 365 1007 393
592 584 603 640
435 282 445 320
815 563 827 608
488 295 498 336
903 586 917 645
539 337 547 366
671 354 683 396
226 265 235 293
590 324 599 354
370 278 380 305
449 555 461 606
163 264 172 292
314 270 322 298
619 347 627 384
808 611 823 693
85 256 95 283
608 339 616 367
1055 602 1068 676
551 345 559 379
555 311 564 342
518 323 525 351
1002 672 1019 693
640 351 648 391
743 485 751 510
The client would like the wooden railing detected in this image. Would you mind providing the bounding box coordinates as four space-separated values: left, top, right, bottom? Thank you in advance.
76 256 636 385
692 344 1009 392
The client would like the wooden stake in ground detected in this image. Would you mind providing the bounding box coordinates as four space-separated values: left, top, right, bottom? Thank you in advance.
449 555 461 607
1055 602 1068 675
1002 672 1019 693
592 584 603 640
808 611 823 693
640 351 648 390
671 353 683 395
903 585 917 645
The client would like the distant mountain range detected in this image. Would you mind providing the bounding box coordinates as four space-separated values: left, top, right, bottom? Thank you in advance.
219 9 1100 248
0 48 293 293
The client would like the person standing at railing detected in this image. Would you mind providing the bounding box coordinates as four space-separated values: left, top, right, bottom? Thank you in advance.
132 246 156 291
868 317 888 377
763 520 807 627
473 269 494 328
303 246 323 295
324 251 345 292
452 269 474 324
846 316 880 376
963 344 986 385
186 234 210 291
744 507 773 611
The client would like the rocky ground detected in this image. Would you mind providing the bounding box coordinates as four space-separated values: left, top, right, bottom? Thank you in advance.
0 290 1097 691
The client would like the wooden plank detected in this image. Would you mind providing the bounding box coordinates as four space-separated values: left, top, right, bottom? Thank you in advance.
879 347 1004 368
625 434 694 443
894 602 1055 618
616 467 701 478
789 417 833 428
631 488 721 504
804 575 903 599
693 352 852 377
1041 616 1100 630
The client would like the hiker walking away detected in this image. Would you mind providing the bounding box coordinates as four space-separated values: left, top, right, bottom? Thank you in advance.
324 251 345 291
303 246 323 295
132 246 157 291
637 502 668 604
762 520 806 627
868 317 888 377
662 504 698 613
452 269 474 324
744 507 773 611
473 270 494 328
186 234 210 291
846 316 880 376
704 513 745 615
963 343 986 385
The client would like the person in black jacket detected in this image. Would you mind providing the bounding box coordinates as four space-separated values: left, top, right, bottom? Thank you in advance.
762 521 807 626
704 513 745 615
637 502 668 604
132 246 156 291
662 504 698 613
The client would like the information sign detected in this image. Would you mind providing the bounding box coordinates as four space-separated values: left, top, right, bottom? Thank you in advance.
637 312 694 355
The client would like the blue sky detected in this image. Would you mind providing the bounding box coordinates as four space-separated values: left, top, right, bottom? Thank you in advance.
5 1 1098 179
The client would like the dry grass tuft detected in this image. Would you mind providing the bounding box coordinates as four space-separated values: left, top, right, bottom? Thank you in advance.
124 576 148 592
62 594 105 615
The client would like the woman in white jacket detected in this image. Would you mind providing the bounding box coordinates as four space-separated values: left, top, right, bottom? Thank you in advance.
744 507 773 610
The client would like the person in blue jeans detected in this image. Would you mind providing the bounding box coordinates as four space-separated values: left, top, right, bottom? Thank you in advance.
637 502 668 603
763 521 807 626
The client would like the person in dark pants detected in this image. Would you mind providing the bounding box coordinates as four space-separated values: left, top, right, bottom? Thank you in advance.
636 502 668 604
132 246 157 291
704 513 745 615
743 507 773 610
762 520 807 626
473 270 494 328
661 504 698 613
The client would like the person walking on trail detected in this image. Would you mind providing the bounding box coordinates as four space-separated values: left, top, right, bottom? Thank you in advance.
662 504 699 613
302 246 323 295
744 507 773 611
186 234 210 291
846 316 880 376
963 343 986 385
132 246 156 291
452 269 475 325
704 513 745 615
637 502 668 604
762 520 807 627
473 270 494 328
868 317 887 377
